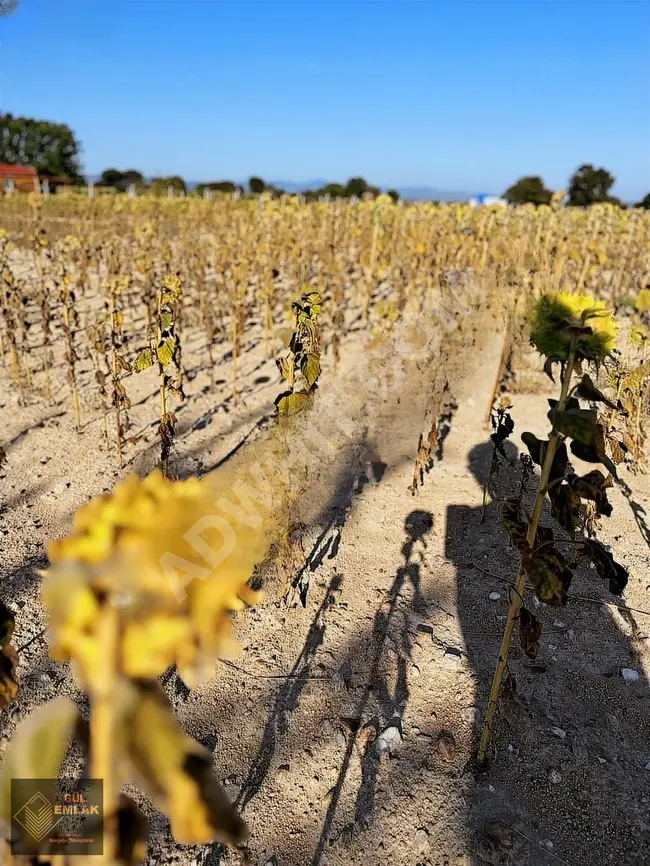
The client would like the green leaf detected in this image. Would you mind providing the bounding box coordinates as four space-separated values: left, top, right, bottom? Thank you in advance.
302 353 320 389
582 539 628 596
133 348 154 372
567 470 613 517
0 698 78 822
548 406 598 446
156 337 176 366
575 374 618 410
275 391 313 417
160 311 173 332
0 600 14 648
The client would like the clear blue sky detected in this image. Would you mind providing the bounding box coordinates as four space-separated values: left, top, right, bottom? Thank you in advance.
0 0 648 200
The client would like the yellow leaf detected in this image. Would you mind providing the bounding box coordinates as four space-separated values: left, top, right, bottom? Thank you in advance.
133 347 154 372
122 616 194 679
302 353 320 388
0 698 78 823
275 391 312 416
157 337 175 366
120 682 247 847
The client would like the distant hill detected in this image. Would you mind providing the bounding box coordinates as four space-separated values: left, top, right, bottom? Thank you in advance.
269 181 472 202
85 174 472 202
392 186 471 202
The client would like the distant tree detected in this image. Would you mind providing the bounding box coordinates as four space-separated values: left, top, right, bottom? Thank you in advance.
122 169 145 189
98 169 145 192
567 164 620 207
148 178 164 196
167 175 186 193
504 175 552 206
320 183 347 198
97 168 124 188
0 112 83 181
196 181 241 196
345 177 369 197
248 176 266 194
387 189 400 203
148 175 185 195
634 193 650 210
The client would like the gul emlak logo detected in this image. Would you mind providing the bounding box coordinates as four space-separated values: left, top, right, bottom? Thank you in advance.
13 791 60 842
10 779 103 856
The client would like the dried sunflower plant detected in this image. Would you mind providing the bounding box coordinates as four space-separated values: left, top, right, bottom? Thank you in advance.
133 274 185 474
0 469 277 865
477 292 630 767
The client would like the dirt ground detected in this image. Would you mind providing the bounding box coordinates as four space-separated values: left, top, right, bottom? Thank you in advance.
1 297 649 866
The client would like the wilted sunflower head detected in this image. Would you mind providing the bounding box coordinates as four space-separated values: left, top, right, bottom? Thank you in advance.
528 292 617 362
43 470 269 688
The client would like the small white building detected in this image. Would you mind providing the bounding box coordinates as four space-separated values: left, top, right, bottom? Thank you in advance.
469 193 507 207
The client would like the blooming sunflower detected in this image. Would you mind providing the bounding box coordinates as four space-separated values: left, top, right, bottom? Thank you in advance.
43 470 268 688
528 292 617 362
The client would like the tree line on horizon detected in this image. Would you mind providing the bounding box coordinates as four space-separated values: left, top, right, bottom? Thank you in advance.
1 113 648 209
93 171 400 202
504 169 650 210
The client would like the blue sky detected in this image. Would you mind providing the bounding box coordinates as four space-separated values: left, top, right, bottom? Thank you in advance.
0 0 648 200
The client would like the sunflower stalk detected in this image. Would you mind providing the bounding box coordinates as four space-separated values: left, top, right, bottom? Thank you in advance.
91 601 120 865
477 344 577 766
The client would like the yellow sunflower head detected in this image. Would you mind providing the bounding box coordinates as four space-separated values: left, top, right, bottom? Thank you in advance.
528 292 617 362
43 470 269 688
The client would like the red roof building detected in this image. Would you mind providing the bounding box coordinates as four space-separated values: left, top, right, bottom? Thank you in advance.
0 163 39 192
0 164 72 193
0 164 37 177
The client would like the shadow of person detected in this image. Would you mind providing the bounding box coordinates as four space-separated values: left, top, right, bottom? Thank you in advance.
446 440 650 866
310 510 432 866
236 572 344 811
